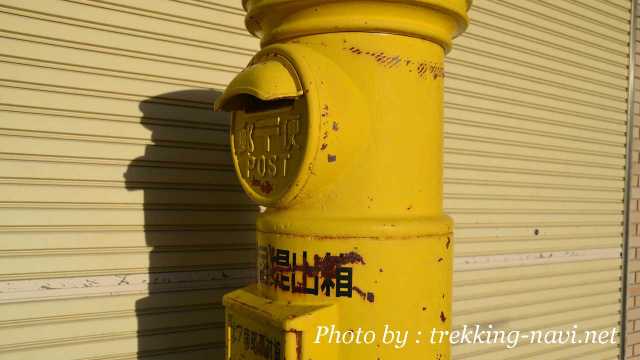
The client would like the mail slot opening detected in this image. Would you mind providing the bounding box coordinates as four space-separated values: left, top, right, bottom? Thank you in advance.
223 94 297 113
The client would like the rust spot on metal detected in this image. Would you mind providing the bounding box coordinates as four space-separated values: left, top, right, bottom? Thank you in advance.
367 292 375 303
261 181 273 194
332 121 339 131
440 311 447 323
379 268 383 272
321 143 328 150
422 307 427 311
251 179 273 194
437 257 443 262
347 46 363 55
307 162 316 176
321 104 329 117
445 237 451 249
344 43 444 78
417 63 426 76
285 328 303 359
314 251 365 278
353 286 375 303
407 205 412 211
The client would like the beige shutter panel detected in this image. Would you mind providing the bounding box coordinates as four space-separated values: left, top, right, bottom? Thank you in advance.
0 0 260 358
447 1 631 359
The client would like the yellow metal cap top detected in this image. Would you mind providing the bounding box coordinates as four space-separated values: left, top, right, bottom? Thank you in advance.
242 0 470 51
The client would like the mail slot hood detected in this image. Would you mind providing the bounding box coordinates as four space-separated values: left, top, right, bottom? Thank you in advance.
215 57 303 111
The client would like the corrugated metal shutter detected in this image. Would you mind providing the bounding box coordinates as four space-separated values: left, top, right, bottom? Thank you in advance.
0 0 259 359
446 0 631 359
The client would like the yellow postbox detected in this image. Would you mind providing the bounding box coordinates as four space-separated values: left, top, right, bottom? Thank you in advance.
215 1 470 359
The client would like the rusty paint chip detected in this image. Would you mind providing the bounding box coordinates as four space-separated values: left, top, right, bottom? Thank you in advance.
366 292 375 303
440 311 447 323
250 179 273 194
314 251 365 279
353 286 375 303
261 181 273 194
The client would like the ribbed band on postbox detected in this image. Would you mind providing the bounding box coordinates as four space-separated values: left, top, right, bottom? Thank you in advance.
242 0 470 52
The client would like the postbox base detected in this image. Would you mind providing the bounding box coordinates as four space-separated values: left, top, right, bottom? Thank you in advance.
224 231 453 359
224 285 339 360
